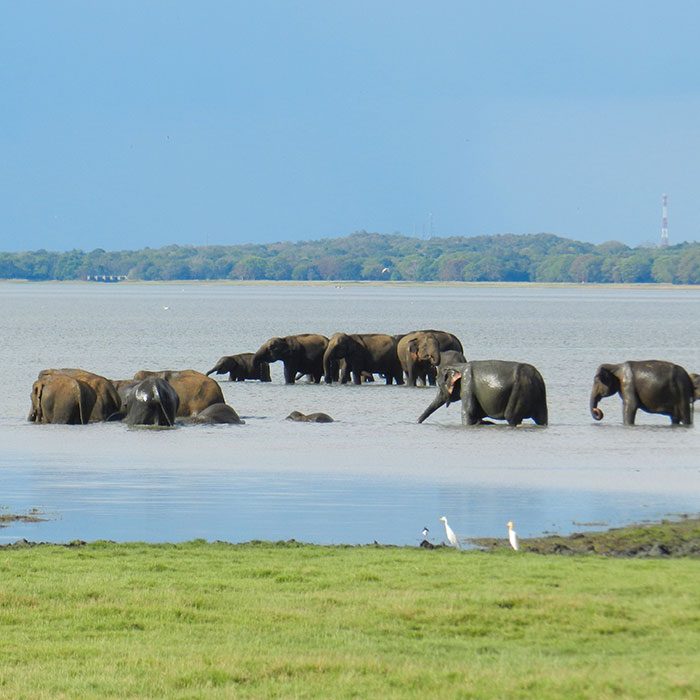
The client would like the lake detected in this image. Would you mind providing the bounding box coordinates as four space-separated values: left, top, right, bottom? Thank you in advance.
1 281 698 545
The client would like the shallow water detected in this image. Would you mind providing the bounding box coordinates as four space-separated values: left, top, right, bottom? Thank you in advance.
1 282 698 544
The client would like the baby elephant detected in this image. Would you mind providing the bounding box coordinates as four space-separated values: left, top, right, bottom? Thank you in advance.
418 361 548 426
590 360 695 425
190 403 244 424
206 353 271 382
286 410 334 423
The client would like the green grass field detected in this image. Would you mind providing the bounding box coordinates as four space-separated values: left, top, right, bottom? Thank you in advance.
0 536 698 698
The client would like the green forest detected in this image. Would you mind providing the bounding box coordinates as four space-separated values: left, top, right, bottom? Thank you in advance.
2 232 700 284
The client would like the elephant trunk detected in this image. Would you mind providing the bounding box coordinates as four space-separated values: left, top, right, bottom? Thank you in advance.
252 348 267 369
322 348 336 383
418 390 447 424
590 390 604 421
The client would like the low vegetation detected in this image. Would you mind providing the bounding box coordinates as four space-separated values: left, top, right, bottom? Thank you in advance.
2 231 700 283
1 520 698 697
472 516 700 557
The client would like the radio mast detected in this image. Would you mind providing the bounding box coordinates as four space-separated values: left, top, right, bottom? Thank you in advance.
660 194 669 248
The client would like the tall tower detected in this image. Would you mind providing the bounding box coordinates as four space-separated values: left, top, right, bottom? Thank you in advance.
660 194 669 247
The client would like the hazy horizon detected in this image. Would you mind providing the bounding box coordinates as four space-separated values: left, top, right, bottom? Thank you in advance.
3 2 699 253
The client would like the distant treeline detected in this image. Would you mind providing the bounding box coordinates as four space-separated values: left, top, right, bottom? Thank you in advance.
2 232 700 284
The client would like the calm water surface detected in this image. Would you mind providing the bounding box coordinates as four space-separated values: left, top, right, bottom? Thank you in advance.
1 282 698 544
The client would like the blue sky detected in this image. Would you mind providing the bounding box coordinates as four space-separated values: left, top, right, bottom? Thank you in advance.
2 1 699 252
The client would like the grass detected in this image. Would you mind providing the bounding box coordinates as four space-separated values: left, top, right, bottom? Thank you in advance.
0 534 698 698
471 516 700 557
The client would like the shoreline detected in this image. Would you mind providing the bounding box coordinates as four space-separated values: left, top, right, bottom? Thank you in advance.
2 278 700 291
3 515 699 556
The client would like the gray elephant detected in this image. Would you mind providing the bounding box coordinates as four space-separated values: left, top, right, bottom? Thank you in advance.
692 373 700 401
133 370 225 417
35 368 121 422
439 350 467 366
123 377 179 427
206 353 271 382
418 361 548 426
29 373 96 424
590 360 695 425
322 333 403 385
188 403 244 424
253 334 329 384
397 330 464 387
286 410 334 423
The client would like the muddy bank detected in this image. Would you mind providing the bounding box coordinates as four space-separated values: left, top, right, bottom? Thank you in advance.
470 516 700 557
0 509 46 528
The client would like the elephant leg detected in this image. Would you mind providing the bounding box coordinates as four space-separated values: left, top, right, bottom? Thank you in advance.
675 401 693 425
462 402 485 426
532 403 548 426
461 391 485 425
461 368 486 426
404 361 417 387
504 386 528 426
283 363 296 384
622 400 638 425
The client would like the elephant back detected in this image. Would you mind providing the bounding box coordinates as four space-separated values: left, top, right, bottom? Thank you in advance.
410 330 463 353
38 368 120 421
397 330 462 362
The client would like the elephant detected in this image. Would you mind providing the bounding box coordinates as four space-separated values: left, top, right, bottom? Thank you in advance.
206 353 271 382
253 334 329 384
123 377 179 427
418 361 548 426
188 403 244 424
322 333 404 385
29 373 96 424
590 360 695 426
691 373 700 401
286 410 334 423
439 350 467 366
132 369 225 417
36 368 121 422
112 379 140 412
397 330 464 387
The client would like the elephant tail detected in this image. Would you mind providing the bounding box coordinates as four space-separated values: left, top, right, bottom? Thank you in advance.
154 382 175 427
29 381 43 422
74 380 87 425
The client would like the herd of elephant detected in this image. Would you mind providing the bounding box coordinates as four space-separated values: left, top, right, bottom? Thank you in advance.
28 329 700 428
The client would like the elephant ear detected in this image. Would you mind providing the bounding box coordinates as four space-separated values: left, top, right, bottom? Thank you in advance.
597 364 620 391
445 370 462 405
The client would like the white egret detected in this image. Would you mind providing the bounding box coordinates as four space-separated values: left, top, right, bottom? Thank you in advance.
439 516 460 549
507 521 520 551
